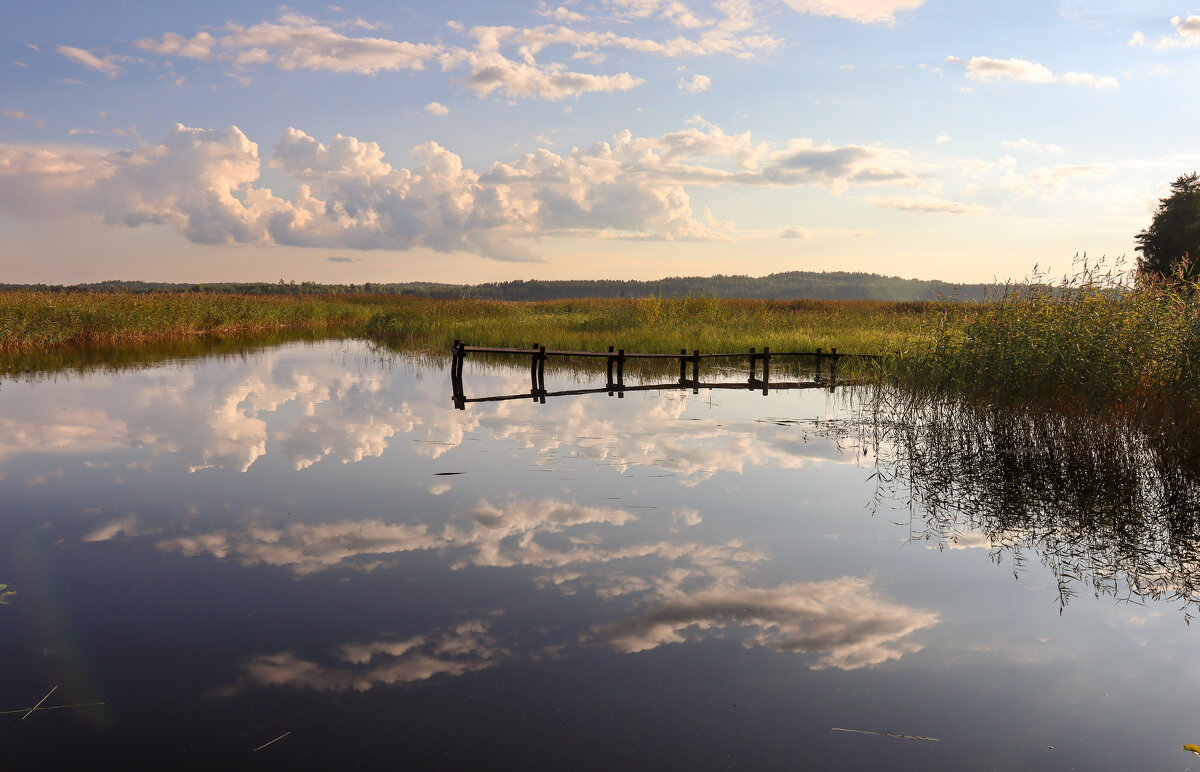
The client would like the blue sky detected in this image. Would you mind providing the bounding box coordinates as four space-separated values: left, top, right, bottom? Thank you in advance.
3 0 1199 284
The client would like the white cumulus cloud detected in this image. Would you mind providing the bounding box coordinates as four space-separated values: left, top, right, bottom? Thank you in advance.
134 31 216 60
1159 15 1200 48
56 46 125 78
1062 71 1119 89
442 29 644 100
135 13 439 75
131 8 780 101
952 55 1054 84
780 0 926 24
678 73 711 93
537 4 587 22
221 13 439 74
0 122 919 259
946 55 1117 90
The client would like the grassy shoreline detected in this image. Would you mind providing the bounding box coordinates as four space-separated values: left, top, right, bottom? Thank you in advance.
0 292 377 353
894 269 1200 430
7 282 1200 449
0 291 933 362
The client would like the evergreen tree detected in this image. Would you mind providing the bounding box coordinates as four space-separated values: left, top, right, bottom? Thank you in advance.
1135 172 1200 280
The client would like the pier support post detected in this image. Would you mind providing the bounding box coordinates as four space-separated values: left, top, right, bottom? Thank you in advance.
451 340 466 409
530 343 540 399
679 348 687 384
538 345 547 403
616 348 625 398
606 345 615 394
762 346 770 395
692 350 700 394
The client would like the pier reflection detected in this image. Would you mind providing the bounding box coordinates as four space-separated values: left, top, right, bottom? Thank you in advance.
448 340 872 407
451 375 844 409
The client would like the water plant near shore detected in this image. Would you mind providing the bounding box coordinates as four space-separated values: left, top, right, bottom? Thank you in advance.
9 268 1200 451
0 291 375 353
895 260 1200 430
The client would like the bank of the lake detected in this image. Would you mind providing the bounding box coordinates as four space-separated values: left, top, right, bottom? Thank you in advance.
7 278 1200 448
0 291 930 370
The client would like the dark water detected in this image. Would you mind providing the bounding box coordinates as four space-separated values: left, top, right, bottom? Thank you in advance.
2 340 1199 770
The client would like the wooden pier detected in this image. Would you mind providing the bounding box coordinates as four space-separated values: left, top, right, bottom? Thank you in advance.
450 340 879 409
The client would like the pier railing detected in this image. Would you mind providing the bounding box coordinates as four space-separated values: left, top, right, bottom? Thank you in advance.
450 340 880 409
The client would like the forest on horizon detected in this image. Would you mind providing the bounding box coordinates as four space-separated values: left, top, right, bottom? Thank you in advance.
1 270 991 302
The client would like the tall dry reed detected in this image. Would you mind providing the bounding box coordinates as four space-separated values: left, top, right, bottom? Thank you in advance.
895 259 1200 434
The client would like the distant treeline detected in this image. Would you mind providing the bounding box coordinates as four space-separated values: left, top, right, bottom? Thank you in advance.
0 271 991 301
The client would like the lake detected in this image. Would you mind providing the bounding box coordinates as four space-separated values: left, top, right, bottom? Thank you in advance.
2 338 1198 770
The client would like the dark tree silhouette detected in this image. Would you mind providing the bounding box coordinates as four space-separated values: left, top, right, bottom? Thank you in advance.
1135 172 1200 281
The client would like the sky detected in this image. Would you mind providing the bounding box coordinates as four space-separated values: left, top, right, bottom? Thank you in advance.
3 0 1200 285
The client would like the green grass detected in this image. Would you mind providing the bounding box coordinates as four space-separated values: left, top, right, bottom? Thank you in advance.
0 291 931 375
895 263 1200 428
0 291 376 352
361 295 930 354
7 277 1200 441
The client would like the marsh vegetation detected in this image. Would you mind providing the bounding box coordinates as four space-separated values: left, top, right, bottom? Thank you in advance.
7 263 1200 450
0 291 928 375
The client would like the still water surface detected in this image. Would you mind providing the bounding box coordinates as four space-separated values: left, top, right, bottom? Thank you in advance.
1 339 1199 770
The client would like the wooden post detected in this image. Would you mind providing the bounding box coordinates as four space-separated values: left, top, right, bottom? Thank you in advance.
530 342 539 399
617 348 625 398
679 348 687 384
451 340 465 409
538 345 547 403
607 345 615 394
691 349 700 394
762 345 770 395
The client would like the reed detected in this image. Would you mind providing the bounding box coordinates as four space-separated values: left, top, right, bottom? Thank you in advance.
0 291 375 352
0 291 930 373
9 272 1200 430
893 260 1200 430
362 295 929 355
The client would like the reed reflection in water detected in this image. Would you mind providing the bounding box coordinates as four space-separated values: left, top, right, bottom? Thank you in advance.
857 391 1200 617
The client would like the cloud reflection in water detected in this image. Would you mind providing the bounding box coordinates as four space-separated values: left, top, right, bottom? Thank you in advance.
0 354 866 484
600 576 938 670
243 619 504 692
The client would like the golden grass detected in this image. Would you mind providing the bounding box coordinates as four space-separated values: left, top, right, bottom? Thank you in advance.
0 291 932 370
9 279 1200 459
0 291 374 352
895 265 1200 425
361 295 932 354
